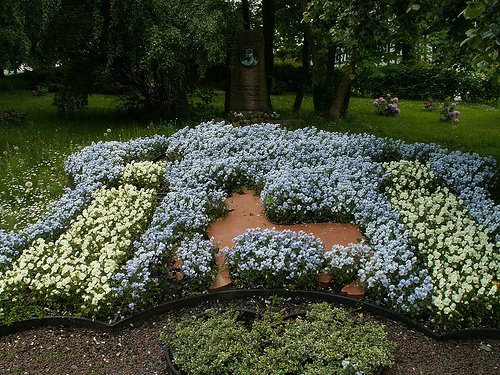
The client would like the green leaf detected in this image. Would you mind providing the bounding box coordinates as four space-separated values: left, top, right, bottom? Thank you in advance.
479 344 492 353
465 28 477 38
469 35 483 48
482 30 494 38
484 0 499 6
465 2 485 19
406 4 421 13
476 59 491 70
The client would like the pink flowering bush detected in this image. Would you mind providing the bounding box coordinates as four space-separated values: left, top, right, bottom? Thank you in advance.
440 101 460 123
0 109 29 125
373 94 400 116
424 98 437 111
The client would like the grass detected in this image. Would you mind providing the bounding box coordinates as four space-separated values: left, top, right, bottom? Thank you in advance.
1 73 499 232
272 94 500 162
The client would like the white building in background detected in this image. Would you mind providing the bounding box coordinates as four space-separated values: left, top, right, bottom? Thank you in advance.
3 65 33 76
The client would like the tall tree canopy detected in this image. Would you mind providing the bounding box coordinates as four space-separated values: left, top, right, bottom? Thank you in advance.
107 0 237 119
30 0 237 118
0 0 30 74
304 0 398 118
302 0 482 118
39 0 111 114
462 0 500 70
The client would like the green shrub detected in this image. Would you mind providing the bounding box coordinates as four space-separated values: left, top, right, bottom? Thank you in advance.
457 70 500 103
163 302 395 375
24 68 65 92
355 63 499 103
355 63 459 100
273 61 311 94
0 108 29 125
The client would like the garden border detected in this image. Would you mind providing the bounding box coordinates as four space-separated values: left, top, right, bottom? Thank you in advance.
1 289 499 341
164 307 386 375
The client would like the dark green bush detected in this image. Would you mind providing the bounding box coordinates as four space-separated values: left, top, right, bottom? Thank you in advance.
457 70 500 103
25 67 65 92
354 63 460 100
354 63 499 103
273 62 311 94
311 69 344 114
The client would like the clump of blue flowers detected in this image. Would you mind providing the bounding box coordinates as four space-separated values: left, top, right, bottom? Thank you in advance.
222 227 324 289
1 121 498 330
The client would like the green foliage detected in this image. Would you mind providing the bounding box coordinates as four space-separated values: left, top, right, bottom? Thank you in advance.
355 63 461 100
273 61 310 94
304 0 398 66
312 77 336 113
53 90 89 116
0 0 30 71
462 0 500 70
106 0 238 120
163 303 395 375
355 63 499 102
0 109 29 125
24 68 66 93
457 69 500 102
39 0 110 116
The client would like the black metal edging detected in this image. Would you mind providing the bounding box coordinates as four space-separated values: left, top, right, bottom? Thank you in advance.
164 307 385 375
164 348 385 375
1 289 499 341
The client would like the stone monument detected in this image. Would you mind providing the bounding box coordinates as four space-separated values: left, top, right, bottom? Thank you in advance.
226 30 269 113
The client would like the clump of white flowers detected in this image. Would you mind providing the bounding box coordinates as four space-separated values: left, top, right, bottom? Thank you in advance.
0 184 156 321
384 160 500 328
120 160 168 190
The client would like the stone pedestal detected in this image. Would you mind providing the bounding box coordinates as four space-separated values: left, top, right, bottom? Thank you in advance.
227 30 268 113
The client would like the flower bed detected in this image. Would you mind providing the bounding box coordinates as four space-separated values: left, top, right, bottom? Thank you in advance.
163 302 394 375
222 227 324 289
0 121 499 331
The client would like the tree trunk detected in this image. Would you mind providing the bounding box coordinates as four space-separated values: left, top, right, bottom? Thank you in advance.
262 0 275 111
326 46 336 86
401 41 416 64
242 0 250 30
224 55 232 114
301 0 319 81
328 72 352 119
293 37 309 113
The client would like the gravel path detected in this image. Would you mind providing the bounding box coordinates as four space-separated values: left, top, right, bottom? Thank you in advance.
1 298 499 375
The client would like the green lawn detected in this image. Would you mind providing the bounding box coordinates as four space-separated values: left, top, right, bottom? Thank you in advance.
272 94 500 163
1 75 499 231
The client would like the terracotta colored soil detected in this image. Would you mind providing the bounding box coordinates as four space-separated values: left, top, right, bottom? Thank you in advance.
209 189 363 250
1 193 499 374
208 189 364 294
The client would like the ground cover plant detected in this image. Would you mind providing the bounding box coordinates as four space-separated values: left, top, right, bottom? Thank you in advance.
163 302 395 375
2 83 499 234
0 121 499 332
0 85 181 231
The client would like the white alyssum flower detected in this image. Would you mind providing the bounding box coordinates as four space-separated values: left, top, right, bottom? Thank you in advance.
0 184 156 319
384 160 499 328
120 160 168 190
